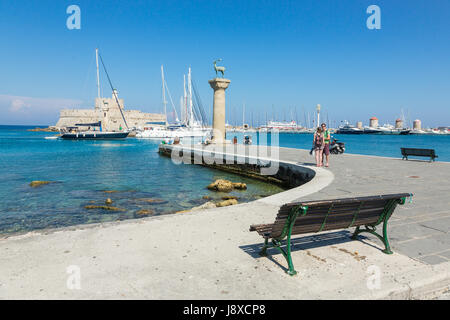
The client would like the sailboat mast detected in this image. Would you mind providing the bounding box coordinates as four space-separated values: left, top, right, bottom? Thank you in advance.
95 48 101 99
97 51 129 131
188 67 194 126
242 103 245 127
183 74 187 125
161 65 168 126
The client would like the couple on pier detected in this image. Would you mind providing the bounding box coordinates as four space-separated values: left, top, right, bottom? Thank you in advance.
312 123 331 167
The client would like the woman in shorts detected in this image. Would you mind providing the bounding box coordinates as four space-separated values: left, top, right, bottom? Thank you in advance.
313 127 325 167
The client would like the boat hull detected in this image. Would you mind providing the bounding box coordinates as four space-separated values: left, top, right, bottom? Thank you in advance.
60 132 129 140
335 130 364 134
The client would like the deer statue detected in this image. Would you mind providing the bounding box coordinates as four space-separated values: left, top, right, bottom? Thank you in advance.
214 59 226 78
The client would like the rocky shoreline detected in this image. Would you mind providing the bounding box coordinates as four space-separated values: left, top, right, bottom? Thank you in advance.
27 126 59 132
24 178 263 222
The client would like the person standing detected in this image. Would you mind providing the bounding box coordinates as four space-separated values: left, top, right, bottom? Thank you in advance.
321 123 331 167
313 127 325 167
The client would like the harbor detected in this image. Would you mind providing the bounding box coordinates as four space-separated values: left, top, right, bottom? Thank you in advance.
1 143 449 299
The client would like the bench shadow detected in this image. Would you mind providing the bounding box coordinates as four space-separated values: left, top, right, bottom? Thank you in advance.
394 158 436 163
240 230 383 272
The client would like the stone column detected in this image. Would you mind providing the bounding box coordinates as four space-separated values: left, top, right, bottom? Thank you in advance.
208 78 231 144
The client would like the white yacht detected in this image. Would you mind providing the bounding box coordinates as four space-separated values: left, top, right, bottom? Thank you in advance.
336 122 364 134
136 66 211 140
259 120 300 131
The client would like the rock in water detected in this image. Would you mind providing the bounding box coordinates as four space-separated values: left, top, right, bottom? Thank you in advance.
135 198 167 204
102 190 119 193
232 182 247 190
105 198 113 205
84 205 123 211
137 209 154 215
222 195 238 200
216 199 238 207
29 181 54 188
207 179 234 193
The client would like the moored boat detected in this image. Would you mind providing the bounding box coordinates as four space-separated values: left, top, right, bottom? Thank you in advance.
336 123 364 134
59 49 130 140
60 131 129 140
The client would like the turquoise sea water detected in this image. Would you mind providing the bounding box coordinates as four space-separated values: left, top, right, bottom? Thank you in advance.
0 126 283 235
226 131 450 162
1 126 448 235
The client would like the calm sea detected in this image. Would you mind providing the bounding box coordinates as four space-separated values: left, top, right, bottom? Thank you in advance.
0 125 283 235
226 131 450 162
1 125 448 235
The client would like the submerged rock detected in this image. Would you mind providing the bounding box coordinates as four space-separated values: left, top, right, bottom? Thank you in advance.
84 205 123 211
135 198 167 204
102 190 137 193
222 195 238 200
216 199 238 207
137 209 154 215
29 181 55 188
105 198 113 205
232 182 247 190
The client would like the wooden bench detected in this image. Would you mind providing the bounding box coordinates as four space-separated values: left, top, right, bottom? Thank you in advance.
401 148 437 162
250 193 412 276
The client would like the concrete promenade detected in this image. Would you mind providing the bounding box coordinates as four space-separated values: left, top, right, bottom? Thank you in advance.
0 144 449 299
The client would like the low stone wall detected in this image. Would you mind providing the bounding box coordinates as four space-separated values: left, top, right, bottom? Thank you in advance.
158 144 315 189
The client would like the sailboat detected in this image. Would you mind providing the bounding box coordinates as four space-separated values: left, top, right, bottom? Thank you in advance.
136 67 211 140
60 49 130 140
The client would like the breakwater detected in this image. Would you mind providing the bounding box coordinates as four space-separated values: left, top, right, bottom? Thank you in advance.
158 144 315 189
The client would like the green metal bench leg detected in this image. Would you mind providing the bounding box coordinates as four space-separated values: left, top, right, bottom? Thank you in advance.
350 199 401 254
351 226 361 239
273 238 297 276
381 219 393 254
258 205 306 276
285 235 297 276
259 237 268 256
351 222 393 254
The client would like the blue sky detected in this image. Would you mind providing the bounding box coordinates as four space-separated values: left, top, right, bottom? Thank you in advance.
0 0 449 127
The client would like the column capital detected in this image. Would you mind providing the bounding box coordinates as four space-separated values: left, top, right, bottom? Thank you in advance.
208 78 231 90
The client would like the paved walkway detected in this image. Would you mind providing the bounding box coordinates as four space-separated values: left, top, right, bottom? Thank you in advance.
0 145 448 299
276 147 450 265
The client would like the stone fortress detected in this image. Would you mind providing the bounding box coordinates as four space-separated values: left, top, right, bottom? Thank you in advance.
55 90 166 132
